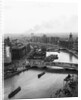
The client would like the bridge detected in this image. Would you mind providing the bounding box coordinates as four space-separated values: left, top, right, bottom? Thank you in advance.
29 61 78 75
45 62 78 70
27 60 78 71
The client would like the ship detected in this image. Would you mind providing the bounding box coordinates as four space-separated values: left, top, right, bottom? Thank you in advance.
8 86 21 98
38 72 45 78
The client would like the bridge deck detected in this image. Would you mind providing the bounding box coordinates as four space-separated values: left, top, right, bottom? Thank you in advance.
28 60 78 70
45 62 78 70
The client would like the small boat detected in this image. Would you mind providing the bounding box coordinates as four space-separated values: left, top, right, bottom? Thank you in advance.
8 86 21 99
38 72 45 78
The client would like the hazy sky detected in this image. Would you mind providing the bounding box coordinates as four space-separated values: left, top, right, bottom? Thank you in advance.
4 0 78 35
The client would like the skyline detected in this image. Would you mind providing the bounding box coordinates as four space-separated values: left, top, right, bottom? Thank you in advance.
4 0 78 35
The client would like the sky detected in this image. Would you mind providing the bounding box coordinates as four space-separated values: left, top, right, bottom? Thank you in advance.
4 0 78 36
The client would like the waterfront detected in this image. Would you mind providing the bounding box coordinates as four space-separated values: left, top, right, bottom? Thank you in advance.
47 51 78 63
4 51 78 100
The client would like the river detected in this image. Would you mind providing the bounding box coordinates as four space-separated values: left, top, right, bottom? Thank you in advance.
4 51 78 100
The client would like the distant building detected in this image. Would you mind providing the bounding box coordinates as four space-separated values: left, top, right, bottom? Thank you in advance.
48 37 59 44
42 34 47 43
73 37 78 52
32 36 41 43
69 33 73 41
59 33 74 49
68 33 74 49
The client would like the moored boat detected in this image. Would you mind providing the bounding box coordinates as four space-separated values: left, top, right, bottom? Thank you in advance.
38 72 45 78
8 86 21 98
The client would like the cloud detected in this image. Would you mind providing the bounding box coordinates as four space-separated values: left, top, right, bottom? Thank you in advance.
4 1 77 34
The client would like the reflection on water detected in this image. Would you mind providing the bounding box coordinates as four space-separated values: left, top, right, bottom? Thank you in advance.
69 53 73 62
4 51 78 100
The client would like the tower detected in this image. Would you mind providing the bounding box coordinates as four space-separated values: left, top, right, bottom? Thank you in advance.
68 33 73 49
69 33 73 41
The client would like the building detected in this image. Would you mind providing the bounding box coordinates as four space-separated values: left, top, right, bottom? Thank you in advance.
11 42 31 60
42 34 47 43
68 33 74 49
48 37 59 44
73 37 78 52
59 33 74 49
4 37 12 65
4 37 31 61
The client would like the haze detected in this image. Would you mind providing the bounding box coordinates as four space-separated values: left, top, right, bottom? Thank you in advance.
4 0 78 36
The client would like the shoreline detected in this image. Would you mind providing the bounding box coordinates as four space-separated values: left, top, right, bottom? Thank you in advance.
4 68 28 80
50 74 78 98
4 66 78 80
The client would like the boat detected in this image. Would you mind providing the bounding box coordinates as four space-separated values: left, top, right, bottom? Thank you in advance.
38 72 45 78
8 86 21 98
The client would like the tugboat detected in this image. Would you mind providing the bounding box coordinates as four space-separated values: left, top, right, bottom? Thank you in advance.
38 72 45 78
8 86 21 99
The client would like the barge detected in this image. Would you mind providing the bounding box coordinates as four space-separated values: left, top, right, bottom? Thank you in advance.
38 72 45 78
8 86 21 98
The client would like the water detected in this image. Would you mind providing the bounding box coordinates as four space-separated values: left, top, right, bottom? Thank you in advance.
4 51 78 100
46 51 78 63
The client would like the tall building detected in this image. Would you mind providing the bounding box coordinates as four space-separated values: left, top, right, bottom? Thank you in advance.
68 33 74 49
69 33 73 41
42 34 47 43
4 37 12 64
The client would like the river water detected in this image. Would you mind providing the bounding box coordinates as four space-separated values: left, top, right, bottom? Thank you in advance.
4 51 78 100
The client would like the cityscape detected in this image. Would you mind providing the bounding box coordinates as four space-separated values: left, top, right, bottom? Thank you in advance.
3 33 78 99
3 0 78 100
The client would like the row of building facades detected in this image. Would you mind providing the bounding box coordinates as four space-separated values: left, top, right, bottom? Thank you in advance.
4 33 78 65
4 37 31 65
31 33 78 51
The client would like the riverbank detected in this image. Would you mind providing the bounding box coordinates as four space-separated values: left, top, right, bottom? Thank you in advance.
59 48 78 58
4 68 30 80
4 65 78 80
66 49 78 58
4 70 78 99
50 74 78 98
